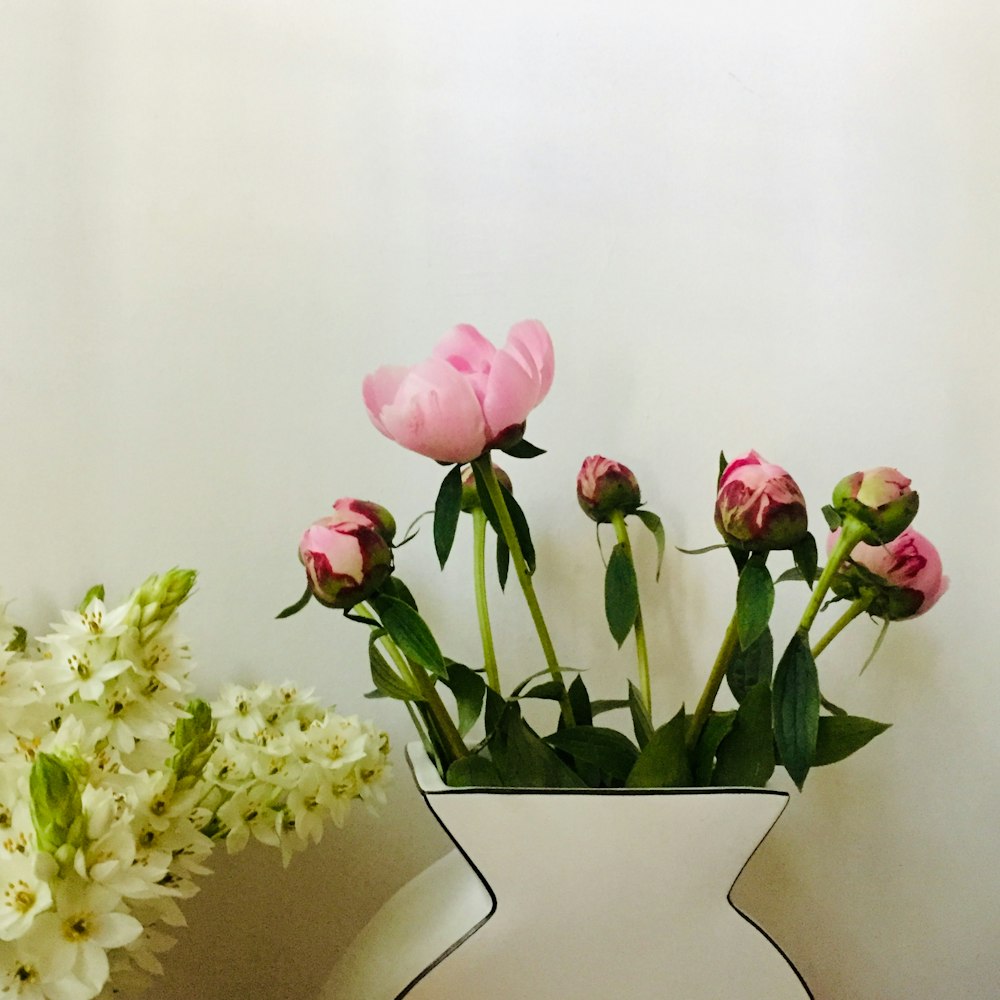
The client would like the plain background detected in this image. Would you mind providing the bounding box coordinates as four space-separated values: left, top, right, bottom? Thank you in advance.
2 3 998 998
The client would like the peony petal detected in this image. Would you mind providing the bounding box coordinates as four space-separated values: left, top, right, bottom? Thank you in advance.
432 324 496 377
481 348 542 440
372 358 488 463
503 320 555 401
363 366 410 438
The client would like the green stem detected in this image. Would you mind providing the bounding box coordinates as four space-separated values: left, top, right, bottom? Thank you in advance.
610 510 651 716
473 455 574 726
686 611 741 751
799 516 869 634
472 508 501 691
360 602 468 768
811 594 874 660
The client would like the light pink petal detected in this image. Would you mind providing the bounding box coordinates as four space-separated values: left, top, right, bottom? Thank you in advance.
363 366 410 437
372 357 488 462
432 324 496 375
503 320 555 400
300 524 364 582
856 467 911 507
481 348 543 439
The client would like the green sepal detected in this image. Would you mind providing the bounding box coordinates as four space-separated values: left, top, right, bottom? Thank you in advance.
439 661 486 737
635 509 666 580
77 583 105 613
692 711 736 785
792 533 819 588
276 585 312 619
520 680 567 702
736 557 774 650
446 754 503 787
489 702 586 788
605 542 639 647
773 631 820 789
369 638 424 701
628 680 654 750
5 626 27 653
813 715 891 766
718 451 728 486
501 437 546 459
370 594 445 676
626 706 692 788
676 543 730 556
726 627 773 704
433 465 463 569
859 618 890 674
544 726 640 784
822 504 843 531
712 681 775 787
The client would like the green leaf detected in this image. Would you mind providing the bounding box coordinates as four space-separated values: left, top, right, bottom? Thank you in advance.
628 681 654 749
370 594 445 676
821 695 848 716
496 536 510 589
773 631 820 789
520 680 567 702
692 711 737 785
792 533 819 588
591 698 629 716
381 576 418 611
726 627 773 704
626 706 692 788
712 681 775 787
369 640 424 701
501 437 546 459
489 703 586 788
605 542 639 647
499 483 535 575
736 558 774 650
434 465 463 569
439 661 486 737
446 754 503 787
718 451 728 486
276 585 312 619
545 727 640 783
813 715 891 766
635 510 666 580
676 543 730 556
822 504 843 531
568 674 594 727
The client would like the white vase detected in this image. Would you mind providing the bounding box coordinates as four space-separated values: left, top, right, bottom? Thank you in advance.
323 742 812 1000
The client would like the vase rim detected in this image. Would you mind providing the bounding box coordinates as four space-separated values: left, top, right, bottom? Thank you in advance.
405 742 791 799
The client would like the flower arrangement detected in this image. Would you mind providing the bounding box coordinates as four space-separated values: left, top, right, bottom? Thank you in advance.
285 322 946 792
0 570 389 1000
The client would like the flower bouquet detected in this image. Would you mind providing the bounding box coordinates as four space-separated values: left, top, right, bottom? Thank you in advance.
0 570 389 1000
285 321 945 793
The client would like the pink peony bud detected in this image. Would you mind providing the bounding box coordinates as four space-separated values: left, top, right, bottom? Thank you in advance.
362 321 555 464
331 498 397 543
460 464 513 512
298 518 393 610
715 450 808 551
831 467 918 544
827 527 948 620
577 456 642 524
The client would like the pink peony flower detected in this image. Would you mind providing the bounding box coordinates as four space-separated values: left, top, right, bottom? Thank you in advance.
715 450 808 550
577 456 642 524
828 526 948 619
831 467 918 544
362 321 555 464
298 517 393 609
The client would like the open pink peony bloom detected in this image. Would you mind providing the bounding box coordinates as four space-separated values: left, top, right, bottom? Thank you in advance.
715 450 808 551
828 527 948 619
362 321 555 463
299 517 392 609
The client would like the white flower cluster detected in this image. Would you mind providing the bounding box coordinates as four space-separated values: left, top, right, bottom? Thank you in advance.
0 572 390 1000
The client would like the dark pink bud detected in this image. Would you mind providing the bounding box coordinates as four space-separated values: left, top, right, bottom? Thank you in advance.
715 450 808 551
298 518 393 609
331 498 397 543
577 455 642 524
